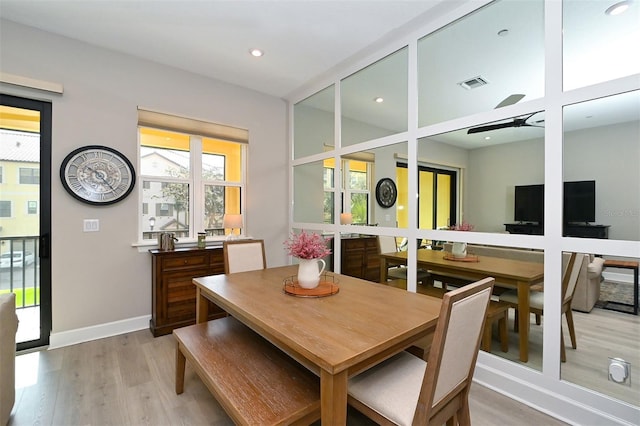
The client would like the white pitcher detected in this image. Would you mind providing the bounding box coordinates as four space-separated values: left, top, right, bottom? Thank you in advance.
297 258 326 289
452 242 467 258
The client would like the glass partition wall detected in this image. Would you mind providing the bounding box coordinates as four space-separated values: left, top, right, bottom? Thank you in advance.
290 0 639 420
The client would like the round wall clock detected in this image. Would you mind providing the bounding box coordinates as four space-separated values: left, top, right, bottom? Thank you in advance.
60 145 136 205
375 178 397 208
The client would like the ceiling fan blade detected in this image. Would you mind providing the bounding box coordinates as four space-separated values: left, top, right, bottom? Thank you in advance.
495 94 525 109
467 120 518 134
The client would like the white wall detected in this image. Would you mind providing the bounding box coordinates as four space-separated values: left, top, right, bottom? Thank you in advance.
0 20 289 337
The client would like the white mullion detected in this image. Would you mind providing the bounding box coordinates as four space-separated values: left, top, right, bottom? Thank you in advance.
191 135 203 239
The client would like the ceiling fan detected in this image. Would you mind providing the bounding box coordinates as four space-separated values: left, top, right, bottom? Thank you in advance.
467 94 545 134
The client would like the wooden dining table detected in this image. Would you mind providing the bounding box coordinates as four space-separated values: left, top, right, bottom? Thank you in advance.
193 265 441 425
379 249 544 363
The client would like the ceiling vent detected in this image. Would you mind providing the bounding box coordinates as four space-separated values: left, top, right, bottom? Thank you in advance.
458 76 489 90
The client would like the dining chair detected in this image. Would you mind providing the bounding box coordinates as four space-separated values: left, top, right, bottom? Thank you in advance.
223 239 266 274
499 252 585 362
378 236 431 284
348 277 495 426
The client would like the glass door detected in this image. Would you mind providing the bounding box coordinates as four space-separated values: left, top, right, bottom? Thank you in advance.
0 94 52 350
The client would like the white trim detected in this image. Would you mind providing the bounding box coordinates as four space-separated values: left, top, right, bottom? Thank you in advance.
48 315 151 349
0 72 63 94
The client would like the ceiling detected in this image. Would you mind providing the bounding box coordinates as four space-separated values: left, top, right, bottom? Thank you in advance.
0 0 461 99
1 0 637 150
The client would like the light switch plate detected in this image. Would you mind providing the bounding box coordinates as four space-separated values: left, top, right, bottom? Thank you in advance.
83 219 100 232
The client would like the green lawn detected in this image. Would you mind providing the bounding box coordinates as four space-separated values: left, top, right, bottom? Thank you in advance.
0 287 39 308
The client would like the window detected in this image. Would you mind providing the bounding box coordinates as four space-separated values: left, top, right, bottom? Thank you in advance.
27 201 37 214
0 200 10 217
138 110 247 241
323 159 335 223
323 158 371 224
19 167 39 184
345 160 370 225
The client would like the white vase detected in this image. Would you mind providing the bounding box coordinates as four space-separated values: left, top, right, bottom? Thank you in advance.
297 258 326 289
452 242 467 258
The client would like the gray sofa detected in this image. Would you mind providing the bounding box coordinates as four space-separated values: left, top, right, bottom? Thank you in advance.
442 243 603 312
0 293 18 425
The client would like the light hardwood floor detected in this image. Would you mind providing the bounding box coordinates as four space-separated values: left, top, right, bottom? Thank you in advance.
483 305 640 406
9 328 567 426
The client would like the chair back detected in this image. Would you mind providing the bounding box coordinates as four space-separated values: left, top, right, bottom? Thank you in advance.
562 252 585 304
413 277 494 425
378 235 398 254
223 239 266 274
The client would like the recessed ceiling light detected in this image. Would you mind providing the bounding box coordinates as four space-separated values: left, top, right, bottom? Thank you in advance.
374 97 384 103
484 136 491 140
249 48 264 57
605 1 631 15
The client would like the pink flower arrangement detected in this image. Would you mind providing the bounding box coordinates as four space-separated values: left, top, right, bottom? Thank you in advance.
283 231 332 259
449 222 474 231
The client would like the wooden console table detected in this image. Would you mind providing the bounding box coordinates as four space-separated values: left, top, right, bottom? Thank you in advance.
149 246 227 336
603 259 639 315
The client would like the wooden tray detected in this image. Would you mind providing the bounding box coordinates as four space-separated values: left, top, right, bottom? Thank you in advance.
283 274 339 298
443 253 479 262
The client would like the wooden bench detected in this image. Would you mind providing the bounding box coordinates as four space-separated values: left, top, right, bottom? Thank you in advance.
174 317 320 426
483 301 510 353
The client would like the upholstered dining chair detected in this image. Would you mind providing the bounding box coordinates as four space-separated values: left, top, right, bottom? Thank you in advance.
223 239 266 274
348 277 495 426
378 236 431 284
499 252 585 362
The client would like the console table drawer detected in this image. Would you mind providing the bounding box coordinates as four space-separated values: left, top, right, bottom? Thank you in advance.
163 254 209 269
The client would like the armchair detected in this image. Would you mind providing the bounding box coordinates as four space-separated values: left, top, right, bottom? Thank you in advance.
1 293 18 425
572 255 605 312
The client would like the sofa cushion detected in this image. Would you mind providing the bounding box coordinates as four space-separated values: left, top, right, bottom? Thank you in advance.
0 293 18 426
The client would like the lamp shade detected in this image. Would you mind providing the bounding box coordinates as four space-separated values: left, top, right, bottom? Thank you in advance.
340 213 353 225
223 214 243 229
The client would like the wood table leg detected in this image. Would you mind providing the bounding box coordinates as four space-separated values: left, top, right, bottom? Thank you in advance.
517 281 530 362
175 342 186 394
320 369 348 426
380 257 388 283
195 287 208 324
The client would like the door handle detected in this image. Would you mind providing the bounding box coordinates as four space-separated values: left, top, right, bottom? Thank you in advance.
40 233 50 259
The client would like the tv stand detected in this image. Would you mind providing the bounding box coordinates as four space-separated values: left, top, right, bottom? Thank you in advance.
504 223 543 235
564 223 609 239
505 223 610 238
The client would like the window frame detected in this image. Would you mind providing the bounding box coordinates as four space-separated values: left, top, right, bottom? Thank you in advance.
137 128 247 243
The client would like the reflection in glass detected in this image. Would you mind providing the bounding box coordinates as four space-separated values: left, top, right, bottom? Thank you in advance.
563 91 639 241
419 111 545 233
340 142 408 229
341 47 408 146
563 0 640 90
561 255 640 406
418 0 544 127
293 161 326 224
293 85 334 159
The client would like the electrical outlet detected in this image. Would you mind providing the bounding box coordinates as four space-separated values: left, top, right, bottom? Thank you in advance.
83 219 100 232
608 357 631 386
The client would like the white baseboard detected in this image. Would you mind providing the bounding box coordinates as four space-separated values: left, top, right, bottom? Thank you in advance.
49 315 151 350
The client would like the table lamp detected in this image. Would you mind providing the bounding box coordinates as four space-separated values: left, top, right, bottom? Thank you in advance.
340 213 352 225
223 214 243 240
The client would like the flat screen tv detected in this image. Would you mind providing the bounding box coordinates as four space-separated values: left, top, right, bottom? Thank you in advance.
564 180 596 224
514 184 544 224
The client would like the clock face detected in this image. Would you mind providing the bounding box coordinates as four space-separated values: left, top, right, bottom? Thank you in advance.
60 145 136 205
375 178 397 208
